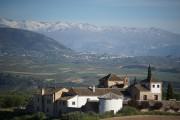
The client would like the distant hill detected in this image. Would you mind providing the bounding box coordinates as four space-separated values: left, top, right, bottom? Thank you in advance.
1 18 180 56
0 27 73 61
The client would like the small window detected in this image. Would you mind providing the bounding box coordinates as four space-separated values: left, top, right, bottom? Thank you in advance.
37 98 39 102
72 101 75 105
154 95 158 100
152 85 155 88
37 106 39 111
157 85 160 88
143 95 147 100
63 101 66 106
46 108 49 112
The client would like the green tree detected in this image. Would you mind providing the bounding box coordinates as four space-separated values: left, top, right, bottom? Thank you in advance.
147 64 152 82
166 82 174 100
133 77 137 85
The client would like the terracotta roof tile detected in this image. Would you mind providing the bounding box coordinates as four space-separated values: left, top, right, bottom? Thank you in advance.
99 92 123 99
99 73 127 82
70 88 123 96
58 96 75 101
134 84 150 91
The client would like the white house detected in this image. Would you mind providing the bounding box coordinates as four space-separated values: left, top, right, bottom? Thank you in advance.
56 87 123 114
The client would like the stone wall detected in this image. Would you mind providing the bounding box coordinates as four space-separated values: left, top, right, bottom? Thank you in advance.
161 100 180 111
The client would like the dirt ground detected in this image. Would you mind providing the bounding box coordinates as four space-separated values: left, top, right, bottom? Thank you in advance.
102 115 180 120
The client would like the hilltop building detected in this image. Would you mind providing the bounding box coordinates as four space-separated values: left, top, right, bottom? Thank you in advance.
129 65 162 101
32 87 124 116
31 65 162 116
98 74 129 88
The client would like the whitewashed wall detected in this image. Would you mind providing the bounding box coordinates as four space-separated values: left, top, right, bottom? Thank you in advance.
150 83 161 93
67 96 99 108
99 98 123 114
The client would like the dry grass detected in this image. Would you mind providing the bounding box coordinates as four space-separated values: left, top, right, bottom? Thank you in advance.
102 115 180 120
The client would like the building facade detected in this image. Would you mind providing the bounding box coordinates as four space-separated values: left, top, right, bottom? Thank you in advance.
98 74 129 88
31 66 163 116
32 87 124 116
99 93 123 114
129 65 162 101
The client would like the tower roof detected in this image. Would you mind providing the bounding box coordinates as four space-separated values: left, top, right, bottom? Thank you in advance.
99 73 127 82
99 92 122 99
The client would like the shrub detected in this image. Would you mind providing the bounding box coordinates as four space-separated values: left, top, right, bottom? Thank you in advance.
150 102 163 110
118 106 138 115
31 112 47 120
137 101 149 109
0 95 26 108
61 111 98 120
99 111 114 119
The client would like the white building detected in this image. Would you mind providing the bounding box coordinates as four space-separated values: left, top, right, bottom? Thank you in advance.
56 87 124 114
129 65 162 101
99 92 123 114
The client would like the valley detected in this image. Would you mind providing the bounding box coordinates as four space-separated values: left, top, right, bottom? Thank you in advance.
0 55 180 92
0 24 179 93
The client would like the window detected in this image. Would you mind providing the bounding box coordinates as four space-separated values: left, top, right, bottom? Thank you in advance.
47 99 51 104
152 85 155 88
63 101 66 106
46 108 49 112
72 101 75 105
143 95 147 100
37 106 39 111
37 98 39 102
134 95 137 100
154 95 158 100
157 85 160 88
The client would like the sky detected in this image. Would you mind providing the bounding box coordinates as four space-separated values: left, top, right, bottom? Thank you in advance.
0 0 180 33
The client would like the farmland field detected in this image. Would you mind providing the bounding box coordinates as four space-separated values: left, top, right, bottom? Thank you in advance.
0 56 180 91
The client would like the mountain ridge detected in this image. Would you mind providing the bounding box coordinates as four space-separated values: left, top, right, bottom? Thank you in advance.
1 18 180 56
0 27 73 59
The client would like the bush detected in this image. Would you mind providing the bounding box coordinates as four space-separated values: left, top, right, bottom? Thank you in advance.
61 111 98 120
141 111 180 116
99 111 114 119
137 101 149 109
118 106 138 115
31 112 47 120
150 102 163 110
12 112 46 120
0 95 26 108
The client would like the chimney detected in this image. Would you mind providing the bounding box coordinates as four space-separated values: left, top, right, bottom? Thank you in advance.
92 85 95 93
41 88 45 95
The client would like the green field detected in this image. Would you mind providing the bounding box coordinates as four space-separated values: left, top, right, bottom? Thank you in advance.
0 56 180 91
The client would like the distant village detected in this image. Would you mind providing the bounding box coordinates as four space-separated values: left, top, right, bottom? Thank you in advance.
28 65 179 117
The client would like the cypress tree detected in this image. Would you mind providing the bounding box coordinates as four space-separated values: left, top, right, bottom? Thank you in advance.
133 77 137 85
166 82 174 100
147 64 152 82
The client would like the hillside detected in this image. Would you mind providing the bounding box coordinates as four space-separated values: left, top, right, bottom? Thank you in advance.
1 18 180 56
0 27 73 61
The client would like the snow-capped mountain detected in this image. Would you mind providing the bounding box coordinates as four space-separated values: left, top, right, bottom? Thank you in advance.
1 17 180 56
0 18 103 32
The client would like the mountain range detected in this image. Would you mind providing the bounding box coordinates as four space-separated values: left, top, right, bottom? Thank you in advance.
0 18 180 56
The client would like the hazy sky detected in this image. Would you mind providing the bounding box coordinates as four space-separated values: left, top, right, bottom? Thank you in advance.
0 0 180 33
